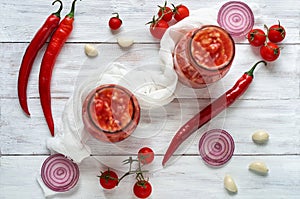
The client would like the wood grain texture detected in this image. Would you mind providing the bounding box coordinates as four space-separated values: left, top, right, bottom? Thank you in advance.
0 0 299 198
1 98 299 155
1 43 299 99
1 156 300 199
0 0 299 43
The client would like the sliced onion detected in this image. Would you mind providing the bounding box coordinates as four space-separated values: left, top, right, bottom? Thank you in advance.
41 154 79 192
217 1 254 38
198 129 235 167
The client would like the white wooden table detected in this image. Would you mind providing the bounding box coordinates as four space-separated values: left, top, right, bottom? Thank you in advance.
1 0 299 198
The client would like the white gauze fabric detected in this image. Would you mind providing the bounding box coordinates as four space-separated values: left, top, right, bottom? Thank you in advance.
46 8 218 164
38 4 263 195
39 9 217 195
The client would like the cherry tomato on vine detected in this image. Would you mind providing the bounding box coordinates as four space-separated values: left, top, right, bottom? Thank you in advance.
109 13 122 30
133 180 152 199
99 170 119 189
148 17 169 39
158 1 173 22
247 29 266 47
138 147 154 164
267 22 286 43
260 42 280 62
172 4 189 22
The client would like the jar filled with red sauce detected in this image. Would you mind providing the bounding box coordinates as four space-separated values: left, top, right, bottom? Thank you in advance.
173 25 235 88
82 84 140 143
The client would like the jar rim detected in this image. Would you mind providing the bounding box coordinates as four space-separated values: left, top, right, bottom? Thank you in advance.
86 84 138 134
188 25 235 72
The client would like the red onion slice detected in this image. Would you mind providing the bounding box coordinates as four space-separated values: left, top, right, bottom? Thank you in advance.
41 154 79 192
217 1 254 38
199 129 235 167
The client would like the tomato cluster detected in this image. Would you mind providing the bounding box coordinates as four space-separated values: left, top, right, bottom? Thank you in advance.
148 1 190 39
98 147 154 198
247 21 286 62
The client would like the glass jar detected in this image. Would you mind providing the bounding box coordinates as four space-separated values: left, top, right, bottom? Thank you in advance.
173 25 235 88
82 84 140 143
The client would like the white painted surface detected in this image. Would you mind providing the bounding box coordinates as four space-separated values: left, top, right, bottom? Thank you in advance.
0 0 299 198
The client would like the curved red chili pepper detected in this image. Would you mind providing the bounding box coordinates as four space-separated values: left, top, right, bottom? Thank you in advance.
162 60 267 166
17 0 63 116
39 0 78 136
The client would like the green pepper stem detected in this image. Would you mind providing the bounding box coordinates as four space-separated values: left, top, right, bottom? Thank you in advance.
66 0 78 18
245 60 267 77
52 0 63 18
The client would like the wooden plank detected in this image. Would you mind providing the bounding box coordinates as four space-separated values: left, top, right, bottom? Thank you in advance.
1 43 299 99
0 155 300 198
0 98 67 155
0 0 299 43
1 98 299 155
1 0 299 198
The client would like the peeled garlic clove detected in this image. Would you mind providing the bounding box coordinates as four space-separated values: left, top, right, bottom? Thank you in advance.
117 37 134 48
249 161 269 175
252 130 269 144
84 44 98 57
224 175 238 193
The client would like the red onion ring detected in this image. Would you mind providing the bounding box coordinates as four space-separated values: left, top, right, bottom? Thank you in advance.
41 154 79 192
198 129 235 167
217 1 254 38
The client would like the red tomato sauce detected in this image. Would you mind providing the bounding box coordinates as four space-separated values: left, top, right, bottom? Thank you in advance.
173 25 235 88
93 87 134 132
82 84 140 143
191 26 234 68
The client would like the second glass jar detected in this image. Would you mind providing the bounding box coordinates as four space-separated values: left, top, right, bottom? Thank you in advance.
173 25 235 88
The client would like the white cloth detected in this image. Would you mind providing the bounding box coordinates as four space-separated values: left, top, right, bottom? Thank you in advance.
38 8 217 196
38 4 261 195
47 8 217 164
37 175 59 197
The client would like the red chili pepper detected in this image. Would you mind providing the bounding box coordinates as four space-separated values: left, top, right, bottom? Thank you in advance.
162 60 267 166
17 0 63 116
39 0 78 136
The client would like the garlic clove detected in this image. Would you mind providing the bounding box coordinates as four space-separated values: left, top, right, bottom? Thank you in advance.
224 175 238 193
117 37 134 48
252 130 269 144
84 44 98 57
249 161 269 175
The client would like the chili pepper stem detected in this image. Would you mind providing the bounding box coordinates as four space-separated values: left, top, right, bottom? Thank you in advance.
66 0 78 18
52 0 63 17
245 60 267 77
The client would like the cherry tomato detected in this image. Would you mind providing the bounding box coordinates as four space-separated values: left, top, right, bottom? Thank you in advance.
260 42 280 62
267 22 286 43
99 170 119 189
138 147 154 165
133 180 152 199
247 29 266 47
149 18 169 40
109 13 122 30
158 2 173 22
172 4 189 22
